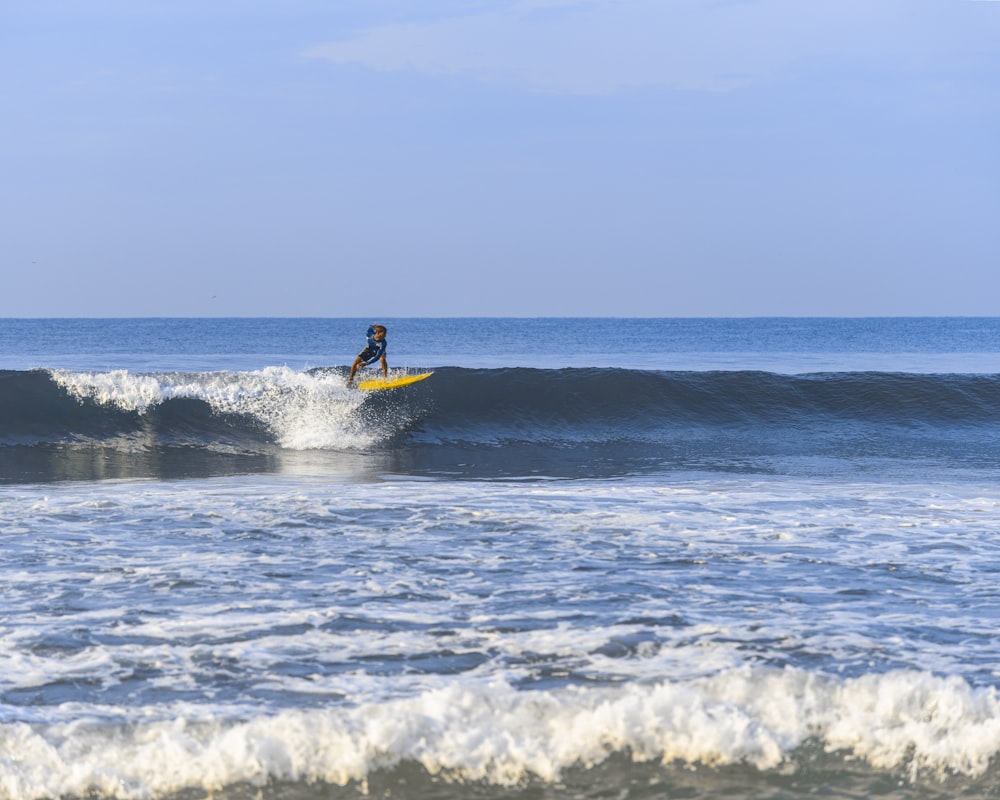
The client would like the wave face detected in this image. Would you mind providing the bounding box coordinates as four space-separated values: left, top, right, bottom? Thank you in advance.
3 367 1000 482
411 366 1000 432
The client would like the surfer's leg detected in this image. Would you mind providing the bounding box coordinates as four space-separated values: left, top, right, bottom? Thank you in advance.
347 357 363 385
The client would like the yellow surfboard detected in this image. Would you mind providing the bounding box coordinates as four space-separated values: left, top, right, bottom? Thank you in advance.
356 372 434 392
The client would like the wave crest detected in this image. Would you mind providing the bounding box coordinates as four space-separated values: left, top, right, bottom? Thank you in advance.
4 668 999 798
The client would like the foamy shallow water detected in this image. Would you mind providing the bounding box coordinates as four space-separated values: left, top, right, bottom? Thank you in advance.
3 474 1000 798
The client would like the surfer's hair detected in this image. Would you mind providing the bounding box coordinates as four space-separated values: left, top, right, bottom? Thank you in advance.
373 325 387 335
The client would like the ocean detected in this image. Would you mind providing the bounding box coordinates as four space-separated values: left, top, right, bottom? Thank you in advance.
2 317 1000 800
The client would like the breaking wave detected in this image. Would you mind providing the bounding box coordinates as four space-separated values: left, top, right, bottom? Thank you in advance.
3 366 1000 482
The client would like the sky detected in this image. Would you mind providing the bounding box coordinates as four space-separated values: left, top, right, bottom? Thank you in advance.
2 0 998 317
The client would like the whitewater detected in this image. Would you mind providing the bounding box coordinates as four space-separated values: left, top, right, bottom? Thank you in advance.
2 317 1000 800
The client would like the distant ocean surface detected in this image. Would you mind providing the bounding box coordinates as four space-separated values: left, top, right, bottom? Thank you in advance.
3 317 1000 800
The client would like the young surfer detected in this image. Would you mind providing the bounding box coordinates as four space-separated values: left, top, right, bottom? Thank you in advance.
346 324 388 386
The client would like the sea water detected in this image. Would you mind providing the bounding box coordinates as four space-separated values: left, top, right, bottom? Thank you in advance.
2 317 1000 799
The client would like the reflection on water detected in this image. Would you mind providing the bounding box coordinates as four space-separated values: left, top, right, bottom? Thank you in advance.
0 443 400 485
5 438 997 485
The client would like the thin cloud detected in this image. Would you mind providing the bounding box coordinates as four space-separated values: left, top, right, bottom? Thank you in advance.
304 0 767 93
302 0 979 95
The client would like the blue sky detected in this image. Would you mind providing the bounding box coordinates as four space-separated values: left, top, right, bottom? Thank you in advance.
3 0 998 317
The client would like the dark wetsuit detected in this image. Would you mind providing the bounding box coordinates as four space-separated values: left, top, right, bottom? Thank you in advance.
357 326 387 365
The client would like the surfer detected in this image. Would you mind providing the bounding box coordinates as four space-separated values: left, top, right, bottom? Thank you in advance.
347 324 388 385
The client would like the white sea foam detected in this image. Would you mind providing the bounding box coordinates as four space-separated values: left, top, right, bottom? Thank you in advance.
1 669 999 799
48 367 412 450
5 476 1000 797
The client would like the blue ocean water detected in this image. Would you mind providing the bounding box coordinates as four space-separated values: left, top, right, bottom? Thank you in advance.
2 318 1000 799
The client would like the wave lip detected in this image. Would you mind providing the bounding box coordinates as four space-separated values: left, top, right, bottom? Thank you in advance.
0 367 398 452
